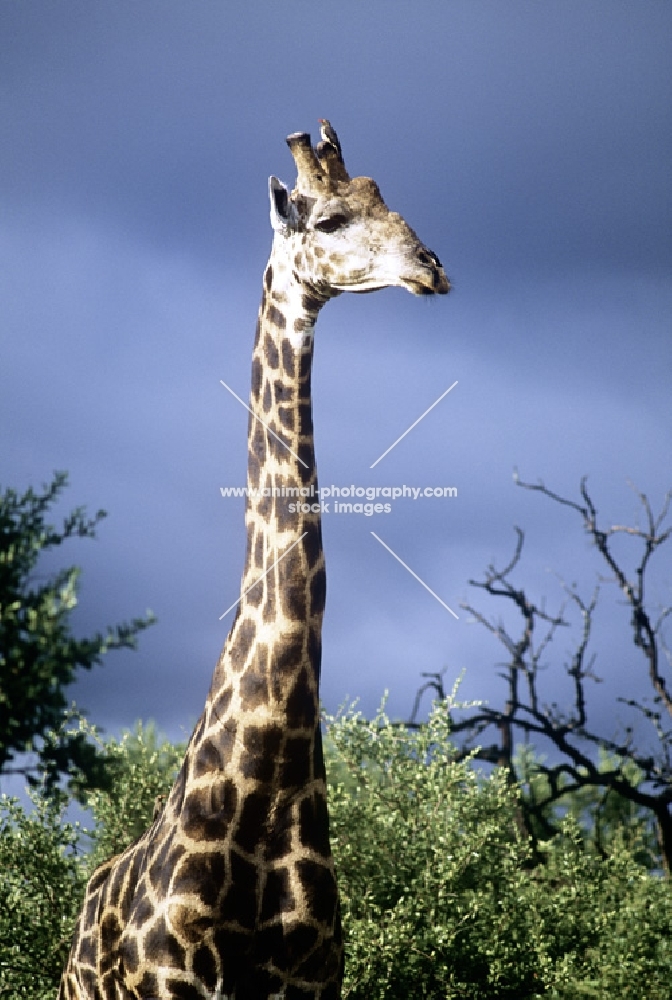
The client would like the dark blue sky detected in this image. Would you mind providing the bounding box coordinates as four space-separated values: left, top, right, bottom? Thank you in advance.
1 2 670 765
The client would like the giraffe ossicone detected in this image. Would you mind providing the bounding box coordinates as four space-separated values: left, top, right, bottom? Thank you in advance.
59 122 449 1000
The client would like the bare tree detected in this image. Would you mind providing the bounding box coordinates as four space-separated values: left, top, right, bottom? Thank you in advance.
412 476 672 870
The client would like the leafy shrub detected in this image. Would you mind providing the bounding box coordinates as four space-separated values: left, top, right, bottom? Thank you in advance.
524 825 672 998
0 472 154 794
325 701 672 999
2 708 671 999
0 721 182 999
82 720 185 869
326 702 537 998
515 744 660 870
0 793 86 999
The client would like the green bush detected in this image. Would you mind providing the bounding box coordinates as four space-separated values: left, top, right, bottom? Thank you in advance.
325 701 672 999
326 702 537 998
1 708 671 999
82 720 184 869
0 793 86 999
515 744 660 870
524 825 672 998
0 721 182 999
0 472 154 795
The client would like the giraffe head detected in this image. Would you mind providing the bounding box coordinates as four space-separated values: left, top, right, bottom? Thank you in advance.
268 127 450 301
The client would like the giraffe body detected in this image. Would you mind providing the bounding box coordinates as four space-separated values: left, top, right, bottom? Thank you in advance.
60 125 448 1000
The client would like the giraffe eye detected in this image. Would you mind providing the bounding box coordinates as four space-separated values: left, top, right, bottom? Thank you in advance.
314 214 348 234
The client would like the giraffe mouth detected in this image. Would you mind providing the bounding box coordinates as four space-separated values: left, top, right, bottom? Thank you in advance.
406 281 437 296
333 274 450 296
403 275 451 296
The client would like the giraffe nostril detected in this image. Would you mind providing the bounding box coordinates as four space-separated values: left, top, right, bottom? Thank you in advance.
418 248 442 270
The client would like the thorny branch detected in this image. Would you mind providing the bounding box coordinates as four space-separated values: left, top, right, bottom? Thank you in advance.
411 477 672 869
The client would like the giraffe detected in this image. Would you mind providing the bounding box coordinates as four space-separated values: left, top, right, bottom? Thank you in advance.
59 123 449 1000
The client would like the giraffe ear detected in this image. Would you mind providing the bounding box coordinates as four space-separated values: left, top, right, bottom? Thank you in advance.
269 176 298 233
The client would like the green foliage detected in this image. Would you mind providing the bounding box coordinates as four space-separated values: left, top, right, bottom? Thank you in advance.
326 701 536 998
0 472 155 795
1 708 671 999
325 701 672 999
0 792 87 999
516 744 660 869
524 824 672 998
82 720 185 869
0 722 182 999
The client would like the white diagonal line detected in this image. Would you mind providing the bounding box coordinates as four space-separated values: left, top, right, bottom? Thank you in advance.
371 531 459 619
370 381 458 469
219 532 308 620
220 379 309 469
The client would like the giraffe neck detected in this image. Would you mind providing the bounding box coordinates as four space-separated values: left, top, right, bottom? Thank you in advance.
207 249 328 746
241 254 326 639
